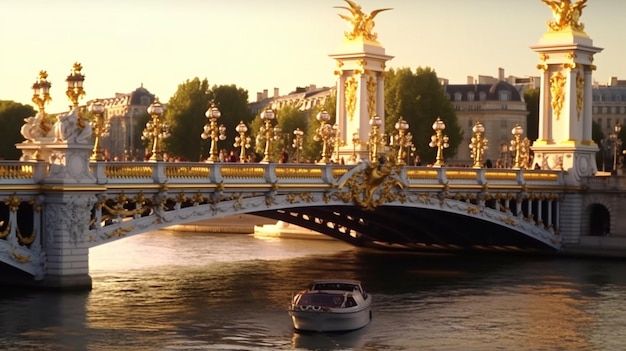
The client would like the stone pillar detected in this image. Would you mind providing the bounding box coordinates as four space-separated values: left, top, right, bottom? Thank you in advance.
329 38 393 162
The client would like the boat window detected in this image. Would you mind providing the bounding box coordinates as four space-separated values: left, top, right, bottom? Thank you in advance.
297 293 345 308
344 297 357 308
312 283 358 292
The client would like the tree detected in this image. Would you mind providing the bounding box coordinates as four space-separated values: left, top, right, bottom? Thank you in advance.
0 101 36 160
384 67 462 164
524 88 540 141
163 78 213 161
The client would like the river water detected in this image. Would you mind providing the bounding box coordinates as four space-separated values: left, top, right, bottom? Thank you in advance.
1 229 626 350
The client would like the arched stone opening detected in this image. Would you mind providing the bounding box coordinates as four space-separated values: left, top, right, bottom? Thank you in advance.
588 204 610 236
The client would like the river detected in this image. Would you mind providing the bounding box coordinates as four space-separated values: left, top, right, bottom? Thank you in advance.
1 229 626 350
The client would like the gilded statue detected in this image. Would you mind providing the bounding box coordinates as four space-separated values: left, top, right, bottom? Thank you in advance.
541 0 587 32
335 0 392 41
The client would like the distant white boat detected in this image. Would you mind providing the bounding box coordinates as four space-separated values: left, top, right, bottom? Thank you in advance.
288 279 372 332
253 221 330 240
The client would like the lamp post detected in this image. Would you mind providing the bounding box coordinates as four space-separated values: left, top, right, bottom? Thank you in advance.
510 124 530 169
313 110 333 164
201 105 226 163
405 132 415 165
500 143 509 168
234 121 251 163
393 117 409 165
351 131 360 162
469 122 488 168
332 123 345 163
89 100 108 161
142 98 169 162
611 121 622 172
368 114 384 162
65 62 87 127
292 128 304 163
259 109 279 163
429 117 449 167
31 70 52 131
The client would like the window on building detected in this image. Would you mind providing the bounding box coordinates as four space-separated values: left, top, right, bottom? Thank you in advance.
467 92 475 101
468 119 473 128
593 107 598 114
607 118 612 130
454 92 462 101
140 96 150 105
498 90 510 101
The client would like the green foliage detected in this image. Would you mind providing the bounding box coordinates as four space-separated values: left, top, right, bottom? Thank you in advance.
0 101 36 160
524 88 540 141
162 79 251 161
384 67 462 164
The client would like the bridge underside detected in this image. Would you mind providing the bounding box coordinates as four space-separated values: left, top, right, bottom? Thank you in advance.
254 206 558 254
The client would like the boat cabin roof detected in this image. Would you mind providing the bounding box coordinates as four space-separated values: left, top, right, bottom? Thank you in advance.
310 280 363 292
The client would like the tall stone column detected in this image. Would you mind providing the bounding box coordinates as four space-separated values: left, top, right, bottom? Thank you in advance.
329 2 393 163
530 10 602 185
531 3 602 245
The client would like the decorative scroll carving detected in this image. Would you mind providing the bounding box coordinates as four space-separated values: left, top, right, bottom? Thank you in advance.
345 76 358 121
576 69 584 120
336 153 405 211
550 70 566 120
366 73 377 119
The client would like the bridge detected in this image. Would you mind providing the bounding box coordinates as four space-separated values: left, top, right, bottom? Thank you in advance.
0 155 610 290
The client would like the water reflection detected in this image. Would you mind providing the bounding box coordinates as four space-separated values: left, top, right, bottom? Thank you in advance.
1 231 626 350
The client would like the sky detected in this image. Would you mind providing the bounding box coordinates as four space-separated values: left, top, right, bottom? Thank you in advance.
2 0 626 113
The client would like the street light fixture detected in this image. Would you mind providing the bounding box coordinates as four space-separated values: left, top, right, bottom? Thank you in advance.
313 110 333 164
65 62 87 128
510 124 530 169
393 117 409 165
368 114 384 162
89 100 109 161
351 131 360 162
292 128 304 163
611 121 622 172
201 105 226 163
142 98 170 162
31 70 53 131
469 121 488 168
234 121 251 163
429 117 449 167
259 109 280 163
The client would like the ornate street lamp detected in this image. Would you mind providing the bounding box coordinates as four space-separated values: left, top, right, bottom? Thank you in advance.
292 128 304 163
259 109 280 163
65 62 87 127
201 105 226 163
428 117 449 167
332 124 345 163
611 121 622 172
313 110 333 164
404 132 416 165
89 100 109 161
234 121 251 163
393 117 409 165
510 124 530 169
368 114 385 162
469 122 489 168
31 70 52 130
142 98 170 162
351 131 360 162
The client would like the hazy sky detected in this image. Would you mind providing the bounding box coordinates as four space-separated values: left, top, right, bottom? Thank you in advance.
2 0 625 113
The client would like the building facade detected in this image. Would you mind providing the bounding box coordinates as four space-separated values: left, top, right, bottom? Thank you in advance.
87 85 155 161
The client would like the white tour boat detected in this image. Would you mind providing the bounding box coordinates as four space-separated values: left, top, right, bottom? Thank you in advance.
288 279 372 332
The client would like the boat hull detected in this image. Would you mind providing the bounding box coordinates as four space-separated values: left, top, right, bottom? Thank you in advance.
289 306 372 332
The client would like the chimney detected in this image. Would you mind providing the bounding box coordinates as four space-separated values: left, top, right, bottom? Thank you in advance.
498 67 505 81
256 92 263 102
467 76 474 85
274 87 279 98
263 89 268 100
610 77 618 87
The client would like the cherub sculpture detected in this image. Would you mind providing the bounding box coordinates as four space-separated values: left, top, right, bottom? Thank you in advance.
335 0 392 41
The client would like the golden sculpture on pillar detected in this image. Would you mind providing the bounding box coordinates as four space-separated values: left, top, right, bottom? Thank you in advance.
469 122 489 168
89 100 108 161
31 70 53 132
334 0 392 41
541 0 587 32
